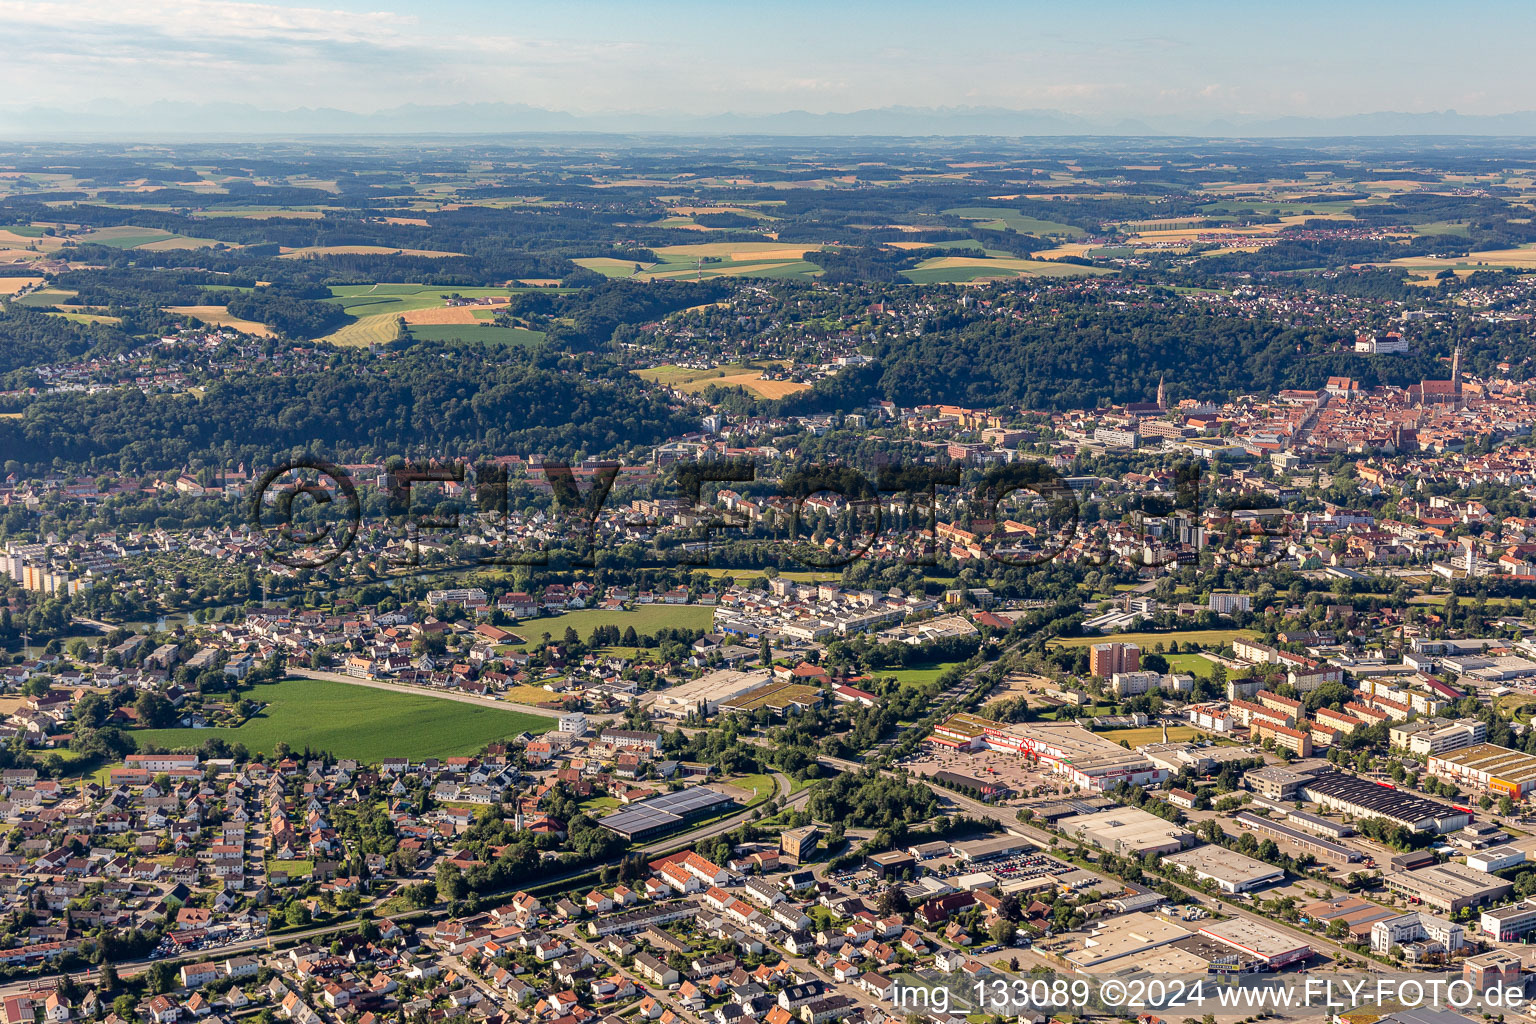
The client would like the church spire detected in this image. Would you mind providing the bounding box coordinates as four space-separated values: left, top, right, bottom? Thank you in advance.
1451 345 1462 393
1156 374 1167 410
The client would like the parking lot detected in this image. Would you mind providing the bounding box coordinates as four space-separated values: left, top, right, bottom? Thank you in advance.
901 746 1073 803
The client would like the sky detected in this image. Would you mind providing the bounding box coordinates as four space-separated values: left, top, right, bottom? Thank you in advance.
4 0 1536 121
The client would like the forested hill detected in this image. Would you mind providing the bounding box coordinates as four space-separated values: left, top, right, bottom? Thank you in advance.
788 307 1446 413
0 345 696 471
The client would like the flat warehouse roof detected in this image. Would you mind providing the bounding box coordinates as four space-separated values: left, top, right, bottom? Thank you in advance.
1300 770 1458 823
1392 862 1511 902
1164 844 1285 886
1199 918 1312 960
1432 743 1536 782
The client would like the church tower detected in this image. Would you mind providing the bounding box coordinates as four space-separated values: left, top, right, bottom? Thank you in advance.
1451 345 1462 395
1156 374 1167 410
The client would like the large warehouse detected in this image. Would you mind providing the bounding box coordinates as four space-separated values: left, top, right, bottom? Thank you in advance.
930 715 1168 791
1296 769 1471 833
1198 919 1313 970
598 786 739 840
1383 862 1513 914
1427 743 1536 798
1164 844 1285 894
1056 806 1195 857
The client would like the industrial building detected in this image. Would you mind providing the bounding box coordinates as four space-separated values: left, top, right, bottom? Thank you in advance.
1232 811 1363 865
1163 845 1285 893
598 786 738 840
1427 743 1536 798
1197 919 1312 970
1467 846 1526 874
1480 897 1536 942
1062 912 1190 970
1056 806 1195 857
1383 862 1513 914
1296 769 1472 833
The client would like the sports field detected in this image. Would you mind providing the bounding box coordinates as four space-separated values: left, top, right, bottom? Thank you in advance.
132 677 550 760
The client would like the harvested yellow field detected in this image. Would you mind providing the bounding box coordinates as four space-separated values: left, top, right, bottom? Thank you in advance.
401 303 508 325
279 245 463 258
728 247 812 261
884 241 933 250
319 313 403 347
0 229 64 251
1375 246 1536 273
164 305 275 337
383 216 430 226
0 276 42 294
676 371 809 399
1030 243 1098 260
517 278 562 287
651 241 812 260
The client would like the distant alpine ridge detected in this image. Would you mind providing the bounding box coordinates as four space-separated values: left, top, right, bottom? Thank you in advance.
14 101 1536 138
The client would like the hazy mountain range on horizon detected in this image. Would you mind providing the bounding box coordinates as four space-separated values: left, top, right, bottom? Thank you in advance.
15 101 1536 140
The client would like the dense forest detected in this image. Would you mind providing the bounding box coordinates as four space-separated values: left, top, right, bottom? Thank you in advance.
0 343 697 470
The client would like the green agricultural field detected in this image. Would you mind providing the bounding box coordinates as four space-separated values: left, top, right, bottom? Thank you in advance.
1412 220 1473 237
942 207 1086 237
326 283 521 317
14 288 77 307
510 604 714 648
901 257 1113 283
1050 628 1258 650
571 257 645 278
132 677 551 760
407 324 545 347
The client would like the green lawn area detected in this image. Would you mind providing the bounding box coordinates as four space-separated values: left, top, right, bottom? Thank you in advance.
511 605 714 649
1164 653 1215 678
723 772 777 804
132 677 551 760
407 324 545 347
268 858 313 876
1050 628 1257 651
879 660 963 688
